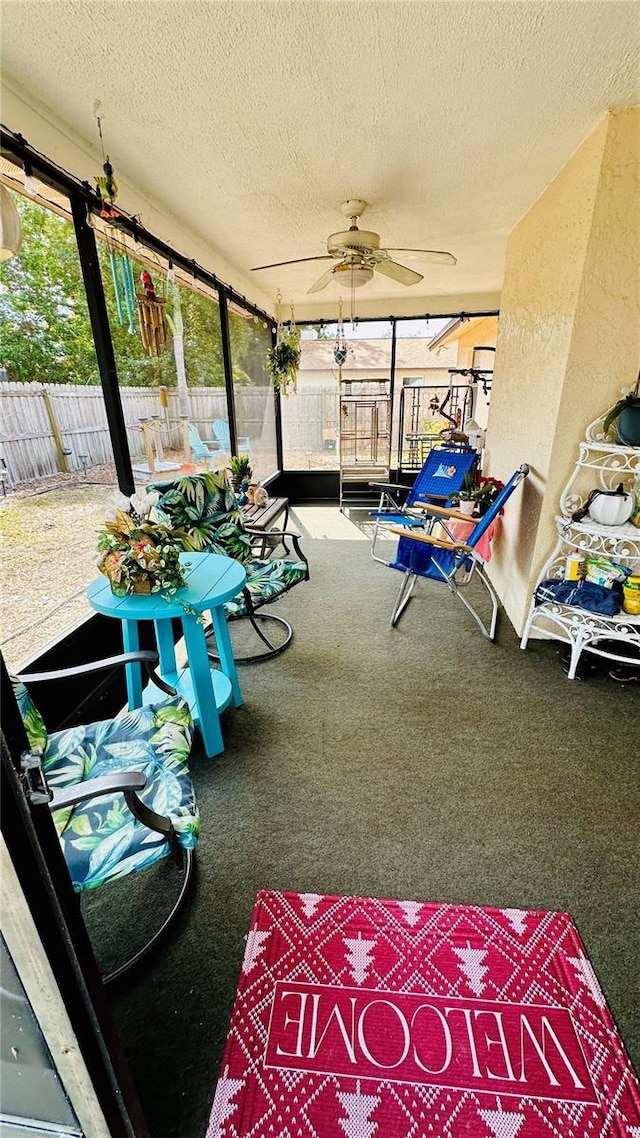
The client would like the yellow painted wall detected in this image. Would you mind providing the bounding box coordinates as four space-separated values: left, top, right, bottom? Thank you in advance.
454 317 499 368
485 108 640 633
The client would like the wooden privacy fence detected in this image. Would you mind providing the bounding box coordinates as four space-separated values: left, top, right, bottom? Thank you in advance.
0 381 339 485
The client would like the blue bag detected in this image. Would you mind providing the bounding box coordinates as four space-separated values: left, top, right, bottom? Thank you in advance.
535 578 623 616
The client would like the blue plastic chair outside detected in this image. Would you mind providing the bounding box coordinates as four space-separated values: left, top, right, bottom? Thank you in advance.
370 447 478 564
188 423 220 460
389 464 529 639
211 419 251 454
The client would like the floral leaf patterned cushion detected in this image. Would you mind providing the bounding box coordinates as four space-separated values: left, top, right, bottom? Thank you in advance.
12 679 199 893
224 556 309 617
151 471 251 559
149 472 308 614
12 677 48 753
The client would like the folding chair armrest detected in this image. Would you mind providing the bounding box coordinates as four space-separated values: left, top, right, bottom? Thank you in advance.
52 772 178 843
412 502 477 522
389 527 473 553
18 651 177 698
369 482 413 492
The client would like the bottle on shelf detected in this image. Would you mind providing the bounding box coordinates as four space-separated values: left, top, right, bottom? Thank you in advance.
564 549 585 581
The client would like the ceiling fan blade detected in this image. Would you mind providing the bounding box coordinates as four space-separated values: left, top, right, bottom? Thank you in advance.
374 259 423 286
307 266 336 294
385 248 457 265
251 255 333 272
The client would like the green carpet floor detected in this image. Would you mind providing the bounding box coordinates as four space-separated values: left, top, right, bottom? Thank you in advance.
103 519 639 1138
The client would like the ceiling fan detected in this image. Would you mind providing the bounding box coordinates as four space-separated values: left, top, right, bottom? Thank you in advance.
251 200 456 294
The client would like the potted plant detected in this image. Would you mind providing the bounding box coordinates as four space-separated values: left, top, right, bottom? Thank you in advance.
266 328 301 396
228 455 253 504
603 373 640 446
96 491 187 597
456 469 477 515
473 476 505 516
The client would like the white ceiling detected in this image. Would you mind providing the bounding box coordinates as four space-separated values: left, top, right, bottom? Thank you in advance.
2 1 639 320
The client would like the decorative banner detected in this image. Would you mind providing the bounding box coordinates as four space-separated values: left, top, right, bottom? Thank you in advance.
206 891 640 1137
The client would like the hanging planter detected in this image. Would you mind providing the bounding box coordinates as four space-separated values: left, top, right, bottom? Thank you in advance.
267 331 301 396
266 296 301 396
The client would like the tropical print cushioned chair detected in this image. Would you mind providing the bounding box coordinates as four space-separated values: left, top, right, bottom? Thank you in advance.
149 471 309 662
13 650 200 982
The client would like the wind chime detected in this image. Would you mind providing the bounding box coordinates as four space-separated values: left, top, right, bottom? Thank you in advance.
135 268 169 357
93 108 137 337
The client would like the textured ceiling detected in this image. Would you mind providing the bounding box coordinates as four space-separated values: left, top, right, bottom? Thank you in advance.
2 1 639 318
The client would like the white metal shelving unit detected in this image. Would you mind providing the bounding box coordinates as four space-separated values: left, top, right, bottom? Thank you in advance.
520 414 640 678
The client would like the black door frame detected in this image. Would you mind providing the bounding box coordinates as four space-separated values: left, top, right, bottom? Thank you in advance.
1 657 148 1137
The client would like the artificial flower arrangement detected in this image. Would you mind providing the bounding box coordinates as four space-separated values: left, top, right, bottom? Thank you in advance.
96 490 187 597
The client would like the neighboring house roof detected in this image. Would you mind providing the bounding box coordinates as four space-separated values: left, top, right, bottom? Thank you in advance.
427 315 497 351
299 338 458 371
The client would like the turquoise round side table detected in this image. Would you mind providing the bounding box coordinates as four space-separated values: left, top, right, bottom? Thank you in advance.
87 552 246 758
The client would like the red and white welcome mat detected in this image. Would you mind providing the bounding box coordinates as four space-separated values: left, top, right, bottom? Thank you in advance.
206 890 639 1137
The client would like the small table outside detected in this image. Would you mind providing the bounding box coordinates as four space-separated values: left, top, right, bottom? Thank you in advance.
87 552 246 759
242 497 290 557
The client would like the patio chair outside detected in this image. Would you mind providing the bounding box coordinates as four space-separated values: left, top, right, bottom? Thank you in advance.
188 422 221 461
212 419 251 455
13 650 199 983
388 464 529 639
370 446 478 564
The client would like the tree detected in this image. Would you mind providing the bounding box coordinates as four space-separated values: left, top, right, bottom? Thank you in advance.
0 190 259 390
0 194 98 384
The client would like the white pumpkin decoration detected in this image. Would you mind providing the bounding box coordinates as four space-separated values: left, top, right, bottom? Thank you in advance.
587 485 634 526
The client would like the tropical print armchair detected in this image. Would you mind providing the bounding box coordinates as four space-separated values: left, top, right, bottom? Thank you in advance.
13 675 199 892
149 471 309 661
12 653 200 981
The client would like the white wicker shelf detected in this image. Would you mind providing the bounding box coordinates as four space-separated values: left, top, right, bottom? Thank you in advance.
521 417 640 678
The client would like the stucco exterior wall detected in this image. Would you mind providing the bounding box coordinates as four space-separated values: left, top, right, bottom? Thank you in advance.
485 108 640 634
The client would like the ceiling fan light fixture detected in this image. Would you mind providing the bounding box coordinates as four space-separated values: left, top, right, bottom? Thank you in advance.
335 263 373 289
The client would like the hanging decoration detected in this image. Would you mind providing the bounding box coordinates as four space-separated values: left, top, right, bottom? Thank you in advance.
93 107 120 221
135 269 169 357
334 299 347 365
106 247 137 334
92 103 138 336
266 292 301 397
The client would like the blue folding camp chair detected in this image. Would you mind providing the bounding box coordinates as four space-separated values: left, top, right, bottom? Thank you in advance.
388 464 529 639
370 446 478 564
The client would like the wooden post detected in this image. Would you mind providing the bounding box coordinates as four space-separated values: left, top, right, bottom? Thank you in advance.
139 419 155 473
41 389 70 473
